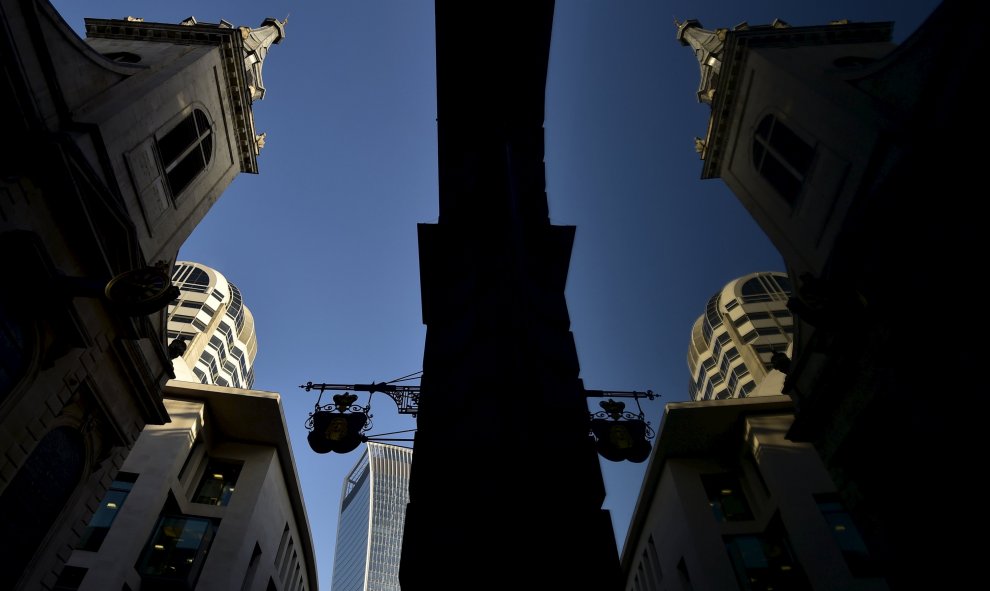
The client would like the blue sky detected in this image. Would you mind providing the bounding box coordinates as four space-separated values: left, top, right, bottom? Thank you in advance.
53 1 941 587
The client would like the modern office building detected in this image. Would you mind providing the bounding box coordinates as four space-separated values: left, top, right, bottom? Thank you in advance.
60 380 318 591
676 3 979 586
687 272 793 401
331 443 412 591
621 396 884 591
167 261 258 389
0 2 284 587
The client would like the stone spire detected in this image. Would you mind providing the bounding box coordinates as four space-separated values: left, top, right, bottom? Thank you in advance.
241 17 287 102
675 19 725 104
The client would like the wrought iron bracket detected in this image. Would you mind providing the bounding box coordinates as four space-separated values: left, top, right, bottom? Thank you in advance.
301 381 421 415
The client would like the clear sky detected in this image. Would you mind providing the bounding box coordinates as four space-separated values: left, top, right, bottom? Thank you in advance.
53 1 941 587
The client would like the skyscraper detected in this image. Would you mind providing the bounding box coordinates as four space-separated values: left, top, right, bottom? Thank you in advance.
687 272 793 401
167 261 258 389
331 443 412 591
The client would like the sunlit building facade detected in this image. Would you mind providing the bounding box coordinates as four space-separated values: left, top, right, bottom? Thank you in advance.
60 381 318 591
687 271 793 401
331 443 413 591
168 261 258 388
0 3 282 585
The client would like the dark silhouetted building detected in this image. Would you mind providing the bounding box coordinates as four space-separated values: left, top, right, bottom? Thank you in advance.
676 2 981 586
401 1 621 588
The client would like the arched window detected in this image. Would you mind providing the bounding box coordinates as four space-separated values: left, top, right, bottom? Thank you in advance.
752 114 814 204
0 427 85 583
157 109 213 198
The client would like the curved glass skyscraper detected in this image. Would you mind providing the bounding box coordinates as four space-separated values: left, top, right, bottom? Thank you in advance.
331 442 413 591
167 261 257 388
687 272 794 401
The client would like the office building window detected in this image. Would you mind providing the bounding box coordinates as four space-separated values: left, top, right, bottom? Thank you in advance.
752 114 814 204
193 459 242 506
816 493 880 577
136 515 216 588
725 515 811 590
78 472 138 551
702 472 753 522
157 109 212 198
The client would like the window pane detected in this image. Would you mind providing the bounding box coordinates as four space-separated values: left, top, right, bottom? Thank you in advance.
772 122 814 173
752 140 765 169
166 149 206 197
725 515 811 590
760 152 803 204
158 116 198 166
194 110 209 134
193 459 242 506
138 515 214 580
816 494 879 577
702 473 753 522
200 133 213 166
755 115 774 139
78 474 137 551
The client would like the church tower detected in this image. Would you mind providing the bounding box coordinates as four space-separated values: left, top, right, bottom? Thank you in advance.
675 4 984 587
0 2 283 588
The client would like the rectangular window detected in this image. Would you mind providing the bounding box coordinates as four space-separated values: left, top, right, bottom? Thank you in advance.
701 473 753 522
193 459 242 506
815 493 880 577
725 514 811 590
136 515 216 588
78 472 138 551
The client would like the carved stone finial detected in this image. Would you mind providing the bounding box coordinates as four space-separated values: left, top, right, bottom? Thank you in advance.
240 17 287 102
675 19 724 105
